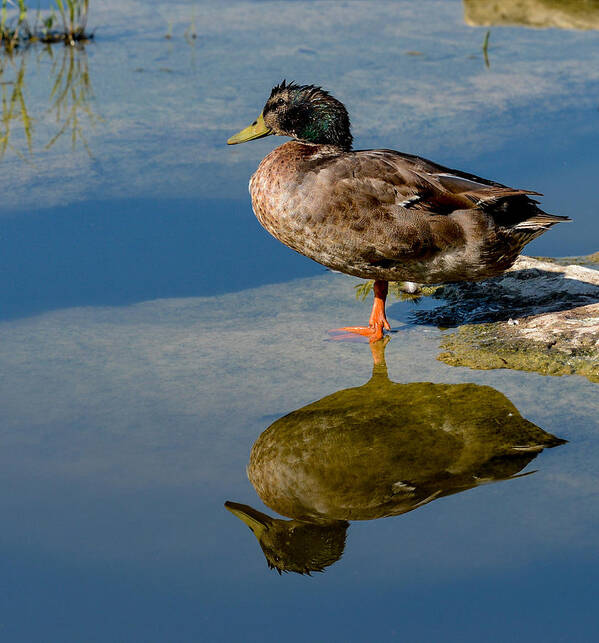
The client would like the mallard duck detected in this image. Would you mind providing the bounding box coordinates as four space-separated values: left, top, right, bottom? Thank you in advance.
228 81 570 341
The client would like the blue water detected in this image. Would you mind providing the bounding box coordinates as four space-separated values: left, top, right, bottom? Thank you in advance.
0 198 319 320
1 1 598 641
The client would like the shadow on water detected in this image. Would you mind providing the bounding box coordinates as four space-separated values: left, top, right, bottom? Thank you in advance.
0 43 99 160
225 339 566 575
405 267 599 327
356 264 599 328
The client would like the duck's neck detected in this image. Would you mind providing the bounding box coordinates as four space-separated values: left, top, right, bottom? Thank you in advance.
287 105 353 150
295 122 352 150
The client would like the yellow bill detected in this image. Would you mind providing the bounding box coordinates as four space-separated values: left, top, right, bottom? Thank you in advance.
227 112 272 145
224 501 271 538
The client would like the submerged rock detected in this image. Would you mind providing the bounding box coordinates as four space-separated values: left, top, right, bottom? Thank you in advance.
418 256 599 381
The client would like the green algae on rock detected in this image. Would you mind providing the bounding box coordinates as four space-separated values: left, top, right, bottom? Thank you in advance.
439 317 599 382
430 256 599 382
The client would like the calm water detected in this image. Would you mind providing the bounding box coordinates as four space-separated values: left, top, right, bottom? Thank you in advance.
1 1 598 641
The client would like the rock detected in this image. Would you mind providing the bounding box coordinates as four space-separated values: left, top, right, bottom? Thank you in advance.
413 256 599 382
463 0 599 31
534 251 599 267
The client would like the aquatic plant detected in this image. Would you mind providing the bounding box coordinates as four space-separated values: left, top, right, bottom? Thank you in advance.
164 10 199 44
46 44 101 154
53 0 90 44
482 30 491 68
183 7 197 44
0 53 32 158
0 0 92 52
0 45 100 159
0 0 31 53
355 279 438 303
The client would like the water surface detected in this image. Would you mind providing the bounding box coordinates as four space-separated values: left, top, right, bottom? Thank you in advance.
0 1 598 641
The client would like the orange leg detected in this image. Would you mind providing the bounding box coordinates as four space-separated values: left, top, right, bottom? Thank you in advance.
333 280 391 343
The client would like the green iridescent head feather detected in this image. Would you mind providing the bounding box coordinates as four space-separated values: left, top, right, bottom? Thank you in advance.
262 80 353 150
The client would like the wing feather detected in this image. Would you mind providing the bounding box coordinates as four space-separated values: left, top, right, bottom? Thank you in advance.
301 148 565 272
351 149 543 215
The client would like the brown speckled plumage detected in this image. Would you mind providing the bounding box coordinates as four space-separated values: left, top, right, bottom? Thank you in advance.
230 81 569 290
250 140 568 283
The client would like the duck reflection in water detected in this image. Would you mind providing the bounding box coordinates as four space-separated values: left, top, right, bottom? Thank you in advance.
226 339 565 575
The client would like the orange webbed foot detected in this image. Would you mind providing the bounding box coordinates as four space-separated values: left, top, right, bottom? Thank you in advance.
368 312 391 331
329 322 386 343
329 279 391 343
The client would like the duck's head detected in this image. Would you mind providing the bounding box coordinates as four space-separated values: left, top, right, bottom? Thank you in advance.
227 80 353 151
225 501 348 575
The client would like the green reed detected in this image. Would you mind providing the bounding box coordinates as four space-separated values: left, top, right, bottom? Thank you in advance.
0 44 100 159
0 53 32 158
355 280 439 303
53 0 90 44
46 44 100 154
1 0 92 52
1 0 31 53
482 30 491 68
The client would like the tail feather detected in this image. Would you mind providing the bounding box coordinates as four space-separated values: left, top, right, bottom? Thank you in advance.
483 192 571 232
513 212 572 231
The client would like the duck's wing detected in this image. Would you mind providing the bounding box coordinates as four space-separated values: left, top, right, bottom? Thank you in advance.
349 149 544 216
316 149 568 262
